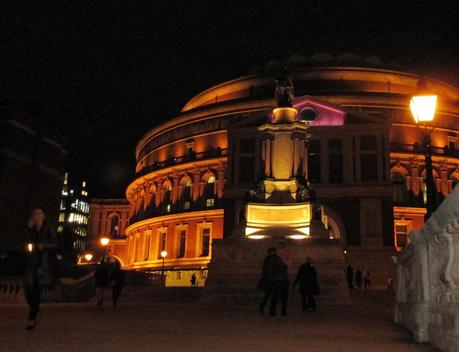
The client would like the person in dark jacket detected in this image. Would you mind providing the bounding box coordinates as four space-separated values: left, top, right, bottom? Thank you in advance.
258 246 289 316
110 261 124 306
23 207 58 330
95 260 110 305
293 258 319 312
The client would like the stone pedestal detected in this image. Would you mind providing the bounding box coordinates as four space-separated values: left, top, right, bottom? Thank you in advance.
202 237 350 306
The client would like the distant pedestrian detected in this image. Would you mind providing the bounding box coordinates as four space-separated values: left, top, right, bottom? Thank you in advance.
95 260 110 305
258 246 289 317
363 268 371 290
190 273 197 287
110 261 124 306
23 207 58 330
386 275 394 290
346 263 354 289
355 269 362 289
292 257 319 312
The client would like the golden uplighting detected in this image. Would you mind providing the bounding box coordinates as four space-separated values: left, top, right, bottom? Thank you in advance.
287 234 308 240
247 235 267 240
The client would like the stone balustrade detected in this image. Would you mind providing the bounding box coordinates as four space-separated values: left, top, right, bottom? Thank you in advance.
395 185 459 352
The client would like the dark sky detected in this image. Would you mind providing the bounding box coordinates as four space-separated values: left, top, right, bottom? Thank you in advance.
2 1 459 198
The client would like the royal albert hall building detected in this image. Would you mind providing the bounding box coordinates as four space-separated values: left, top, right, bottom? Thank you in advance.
88 56 459 287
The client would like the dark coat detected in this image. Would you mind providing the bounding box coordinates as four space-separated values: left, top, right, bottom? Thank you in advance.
95 263 110 287
23 223 58 288
293 263 320 295
258 253 288 291
110 267 124 288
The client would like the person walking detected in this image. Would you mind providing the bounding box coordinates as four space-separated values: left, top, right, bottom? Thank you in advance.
95 259 110 305
110 262 124 306
292 258 319 312
190 273 197 287
363 268 371 290
258 246 288 317
346 263 354 289
23 207 58 330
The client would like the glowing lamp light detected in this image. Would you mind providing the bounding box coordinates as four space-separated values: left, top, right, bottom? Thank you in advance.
288 234 308 240
84 253 93 261
100 237 110 246
160 250 168 258
27 243 33 252
410 95 437 123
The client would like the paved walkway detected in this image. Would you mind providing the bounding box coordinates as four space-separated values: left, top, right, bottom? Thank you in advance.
0 297 437 352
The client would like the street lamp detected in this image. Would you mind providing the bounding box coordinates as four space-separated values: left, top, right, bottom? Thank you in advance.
100 236 110 262
84 253 93 262
410 77 438 219
160 250 167 285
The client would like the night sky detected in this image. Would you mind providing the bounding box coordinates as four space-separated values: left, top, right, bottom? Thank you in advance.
2 1 459 198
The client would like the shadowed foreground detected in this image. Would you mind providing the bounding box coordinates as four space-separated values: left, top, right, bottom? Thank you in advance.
0 294 437 352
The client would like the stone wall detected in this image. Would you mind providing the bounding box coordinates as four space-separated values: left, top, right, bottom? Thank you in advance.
395 185 459 352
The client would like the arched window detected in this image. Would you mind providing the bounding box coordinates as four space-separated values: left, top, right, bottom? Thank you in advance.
391 172 407 204
109 214 120 237
180 178 192 210
204 176 216 207
163 183 172 213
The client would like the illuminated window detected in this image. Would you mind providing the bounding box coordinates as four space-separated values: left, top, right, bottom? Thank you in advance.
144 234 151 261
204 176 215 207
57 225 63 233
394 221 412 252
68 213 74 222
200 228 211 257
157 231 167 259
176 230 186 258
59 212 65 223
180 180 192 210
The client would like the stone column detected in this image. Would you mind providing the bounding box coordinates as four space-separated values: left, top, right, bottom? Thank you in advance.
192 172 201 202
217 169 225 198
440 165 448 197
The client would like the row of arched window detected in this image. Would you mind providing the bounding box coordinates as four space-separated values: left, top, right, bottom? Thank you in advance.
129 172 219 224
391 168 459 205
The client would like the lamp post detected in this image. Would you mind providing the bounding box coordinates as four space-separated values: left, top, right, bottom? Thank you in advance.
100 236 110 262
409 78 438 219
160 250 167 285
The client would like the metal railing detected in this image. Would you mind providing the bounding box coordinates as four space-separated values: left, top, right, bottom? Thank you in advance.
136 148 228 177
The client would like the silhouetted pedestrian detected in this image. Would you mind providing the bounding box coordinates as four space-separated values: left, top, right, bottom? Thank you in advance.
190 273 197 286
23 208 58 330
292 258 319 312
346 263 354 289
258 246 289 317
95 260 110 305
363 268 371 290
355 269 362 289
110 262 124 306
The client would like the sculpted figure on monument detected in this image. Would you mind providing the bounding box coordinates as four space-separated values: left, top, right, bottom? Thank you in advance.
275 74 294 108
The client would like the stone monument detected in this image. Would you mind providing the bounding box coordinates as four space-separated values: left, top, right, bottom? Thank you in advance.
204 77 350 305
